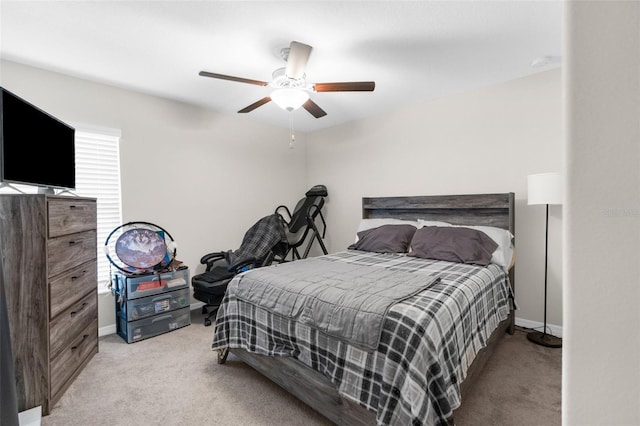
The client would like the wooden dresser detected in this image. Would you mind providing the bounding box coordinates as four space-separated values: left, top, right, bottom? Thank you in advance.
0 194 98 415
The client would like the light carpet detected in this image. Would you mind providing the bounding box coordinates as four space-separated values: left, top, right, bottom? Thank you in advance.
42 310 561 426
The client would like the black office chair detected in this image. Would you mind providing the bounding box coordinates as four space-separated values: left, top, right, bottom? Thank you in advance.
275 184 328 261
191 213 288 326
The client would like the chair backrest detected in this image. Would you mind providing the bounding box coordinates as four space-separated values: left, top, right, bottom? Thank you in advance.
287 185 328 233
288 196 325 233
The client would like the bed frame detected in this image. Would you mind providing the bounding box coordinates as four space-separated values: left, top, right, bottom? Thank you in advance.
227 193 515 425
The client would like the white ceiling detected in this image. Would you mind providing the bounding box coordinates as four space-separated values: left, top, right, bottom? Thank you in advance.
0 1 563 133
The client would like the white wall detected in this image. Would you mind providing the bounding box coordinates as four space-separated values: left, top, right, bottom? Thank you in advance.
0 60 308 330
306 69 564 329
564 2 640 424
0 61 566 336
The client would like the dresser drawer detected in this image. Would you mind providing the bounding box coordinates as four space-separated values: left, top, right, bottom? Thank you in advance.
50 261 97 319
50 320 98 402
48 230 97 278
48 199 97 238
50 292 98 359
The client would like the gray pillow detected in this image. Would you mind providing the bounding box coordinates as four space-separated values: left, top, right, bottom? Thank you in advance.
408 226 498 266
348 224 417 254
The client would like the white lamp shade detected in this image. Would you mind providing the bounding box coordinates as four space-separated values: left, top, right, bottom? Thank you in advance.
270 89 309 112
528 172 562 205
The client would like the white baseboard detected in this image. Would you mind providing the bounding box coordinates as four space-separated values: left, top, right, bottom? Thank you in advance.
98 302 206 337
190 301 205 311
99 307 558 338
98 324 116 337
18 406 41 426
515 317 563 338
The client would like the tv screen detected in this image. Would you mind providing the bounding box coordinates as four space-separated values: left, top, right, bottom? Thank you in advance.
0 87 75 190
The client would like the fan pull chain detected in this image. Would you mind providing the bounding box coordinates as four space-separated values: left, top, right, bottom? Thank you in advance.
289 113 295 149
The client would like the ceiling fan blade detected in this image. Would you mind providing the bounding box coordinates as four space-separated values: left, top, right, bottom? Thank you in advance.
313 82 376 92
285 41 313 79
238 97 272 113
302 99 327 118
199 71 268 87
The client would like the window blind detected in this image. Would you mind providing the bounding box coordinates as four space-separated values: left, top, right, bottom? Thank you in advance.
74 127 122 292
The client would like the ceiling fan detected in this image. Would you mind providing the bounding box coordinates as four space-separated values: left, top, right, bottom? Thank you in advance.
199 41 375 118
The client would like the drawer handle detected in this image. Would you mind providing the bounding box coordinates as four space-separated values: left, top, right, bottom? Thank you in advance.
71 270 87 281
69 205 85 210
71 334 89 350
151 314 173 323
151 295 171 302
70 302 88 317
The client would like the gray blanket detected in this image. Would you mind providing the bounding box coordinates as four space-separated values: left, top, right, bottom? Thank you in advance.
234 256 440 351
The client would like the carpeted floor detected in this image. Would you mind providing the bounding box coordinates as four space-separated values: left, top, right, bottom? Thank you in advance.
42 310 561 426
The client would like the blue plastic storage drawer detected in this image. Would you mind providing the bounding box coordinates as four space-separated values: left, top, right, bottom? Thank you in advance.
118 287 190 321
114 268 189 300
117 306 190 343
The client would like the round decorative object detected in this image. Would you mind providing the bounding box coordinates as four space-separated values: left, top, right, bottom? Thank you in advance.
104 221 177 274
115 228 168 269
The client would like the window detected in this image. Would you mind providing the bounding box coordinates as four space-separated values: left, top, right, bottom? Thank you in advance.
74 126 122 292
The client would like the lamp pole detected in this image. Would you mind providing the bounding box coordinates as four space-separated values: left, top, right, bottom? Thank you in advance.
527 202 562 348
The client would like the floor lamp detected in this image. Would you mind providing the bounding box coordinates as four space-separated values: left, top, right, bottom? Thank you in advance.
527 172 562 348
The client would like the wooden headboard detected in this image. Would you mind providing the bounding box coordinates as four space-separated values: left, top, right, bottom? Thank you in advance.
362 192 516 306
362 193 515 234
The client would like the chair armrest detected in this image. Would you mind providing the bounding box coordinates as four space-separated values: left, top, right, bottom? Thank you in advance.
200 252 227 271
275 205 293 223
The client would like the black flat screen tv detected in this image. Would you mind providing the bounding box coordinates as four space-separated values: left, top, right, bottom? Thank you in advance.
0 87 75 191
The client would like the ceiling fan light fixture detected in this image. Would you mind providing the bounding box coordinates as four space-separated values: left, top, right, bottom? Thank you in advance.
270 88 309 112
200 40 375 118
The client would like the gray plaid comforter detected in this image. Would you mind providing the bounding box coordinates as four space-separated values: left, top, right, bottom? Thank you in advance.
212 250 513 426
232 256 441 351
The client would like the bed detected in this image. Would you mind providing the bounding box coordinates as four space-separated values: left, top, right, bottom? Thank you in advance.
212 193 515 425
